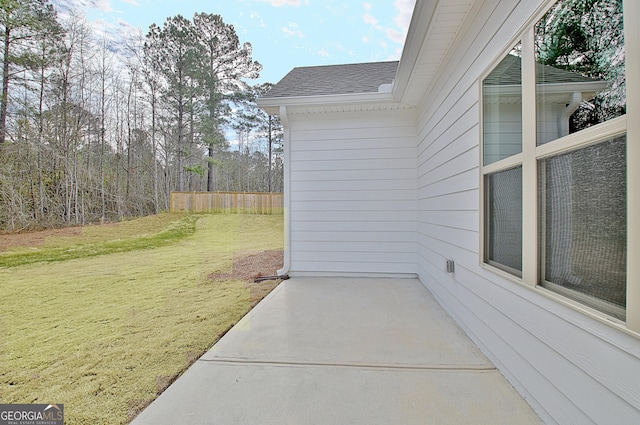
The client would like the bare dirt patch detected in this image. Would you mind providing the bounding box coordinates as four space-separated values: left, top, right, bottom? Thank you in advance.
209 249 285 307
0 226 83 251
0 221 128 252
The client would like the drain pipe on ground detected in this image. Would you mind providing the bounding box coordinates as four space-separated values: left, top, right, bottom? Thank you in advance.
255 275 290 283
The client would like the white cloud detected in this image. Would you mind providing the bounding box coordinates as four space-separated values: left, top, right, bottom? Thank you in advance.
116 17 143 37
255 0 301 6
318 48 330 58
88 0 114 12
52 0 111 13
362 2 381 29
362 0 416 46
363 12 379 28
386 28 405 44
282 27 300 37
393 0 415 35
121 0 140 6
282 22 303 38
250 12 267 28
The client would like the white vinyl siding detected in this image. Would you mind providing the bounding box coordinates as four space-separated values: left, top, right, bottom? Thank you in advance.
415 0 640 423
264 0 640 422
288 108 417 276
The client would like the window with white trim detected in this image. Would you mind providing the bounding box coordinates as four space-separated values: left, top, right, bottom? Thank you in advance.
481 0 636 328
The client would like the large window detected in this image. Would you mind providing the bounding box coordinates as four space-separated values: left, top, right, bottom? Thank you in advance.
481 0 634 326
540 136 626 320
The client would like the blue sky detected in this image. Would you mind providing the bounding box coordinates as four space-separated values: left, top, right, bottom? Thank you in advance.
49 0 416 85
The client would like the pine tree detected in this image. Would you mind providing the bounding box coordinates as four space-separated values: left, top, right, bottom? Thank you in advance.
190 13 262 191
144 15 198 191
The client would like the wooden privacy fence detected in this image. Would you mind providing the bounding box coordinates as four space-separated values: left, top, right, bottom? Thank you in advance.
170 191 284 215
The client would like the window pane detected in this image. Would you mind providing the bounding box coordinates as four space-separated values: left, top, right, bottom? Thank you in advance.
486 167 522 275
483 44 523 165
539 136 626 320
535 0 625 146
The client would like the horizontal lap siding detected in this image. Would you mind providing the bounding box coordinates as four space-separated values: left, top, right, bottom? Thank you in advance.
289 109 417 276
416 0 640 424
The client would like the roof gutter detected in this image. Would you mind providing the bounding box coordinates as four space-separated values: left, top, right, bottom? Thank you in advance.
257 91 396 115
277 105 291 277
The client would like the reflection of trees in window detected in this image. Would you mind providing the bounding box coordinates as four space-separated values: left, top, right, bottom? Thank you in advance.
535 0 625 131
533 0 627 320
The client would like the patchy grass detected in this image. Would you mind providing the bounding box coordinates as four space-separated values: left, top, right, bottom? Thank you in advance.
0 214 283 425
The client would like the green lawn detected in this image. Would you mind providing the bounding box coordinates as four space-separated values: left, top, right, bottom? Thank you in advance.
0 213 284 424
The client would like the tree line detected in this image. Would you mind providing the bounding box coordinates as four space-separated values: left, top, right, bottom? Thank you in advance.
0 0 283 232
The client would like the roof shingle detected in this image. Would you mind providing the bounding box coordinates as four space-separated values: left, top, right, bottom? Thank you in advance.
484 54 602 86
263 61 399 98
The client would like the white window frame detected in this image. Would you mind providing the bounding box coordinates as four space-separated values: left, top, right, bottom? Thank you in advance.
480 0 640 334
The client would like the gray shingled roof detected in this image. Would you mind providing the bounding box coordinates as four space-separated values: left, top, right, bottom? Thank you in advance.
484 54 601 85
263 61 399 98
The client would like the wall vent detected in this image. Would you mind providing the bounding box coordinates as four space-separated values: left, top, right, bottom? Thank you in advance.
446 259 455 274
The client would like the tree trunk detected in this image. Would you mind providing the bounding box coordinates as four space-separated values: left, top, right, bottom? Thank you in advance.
37 46 46 222
207 143 214 191
0 26 11 145
268 116 273 192
150 86 159 214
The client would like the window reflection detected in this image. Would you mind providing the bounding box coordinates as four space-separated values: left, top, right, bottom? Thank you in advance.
482 44 523 165
535 0 625 146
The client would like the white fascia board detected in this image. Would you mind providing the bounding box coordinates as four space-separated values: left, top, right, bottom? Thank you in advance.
536 81 610 95
484 81 610 101
392 0 438 104
256 91 397 115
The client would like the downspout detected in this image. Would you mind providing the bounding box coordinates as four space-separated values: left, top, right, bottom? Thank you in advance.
558 92 583 137
278 105 291 276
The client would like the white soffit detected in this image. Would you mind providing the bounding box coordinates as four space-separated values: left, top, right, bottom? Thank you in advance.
395 0 477 106
256 92 401 116
287 102 415 116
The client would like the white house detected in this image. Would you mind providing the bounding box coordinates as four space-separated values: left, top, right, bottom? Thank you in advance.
257 1 640 423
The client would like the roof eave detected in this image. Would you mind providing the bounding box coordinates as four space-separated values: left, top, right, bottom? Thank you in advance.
257 91 397 115
537 81 610 95
392 0 436 104
392 1 482 106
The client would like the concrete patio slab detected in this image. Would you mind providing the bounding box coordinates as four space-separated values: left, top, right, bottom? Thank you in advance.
131 278 542 425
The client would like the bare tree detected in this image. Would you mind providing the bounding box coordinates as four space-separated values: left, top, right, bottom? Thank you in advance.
0 7 282 232
0 0 58 146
